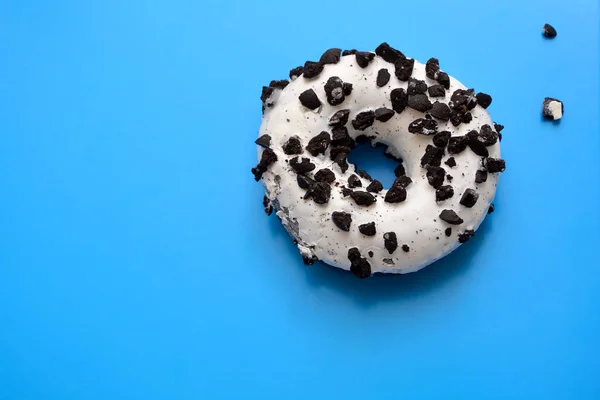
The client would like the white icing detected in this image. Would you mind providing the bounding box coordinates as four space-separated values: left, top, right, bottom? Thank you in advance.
548 100 563 120
258 54 501 274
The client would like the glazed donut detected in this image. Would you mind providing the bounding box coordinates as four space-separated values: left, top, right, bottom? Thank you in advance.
252 43 506 277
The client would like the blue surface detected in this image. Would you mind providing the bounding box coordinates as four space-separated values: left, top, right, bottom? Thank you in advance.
1 0 599 398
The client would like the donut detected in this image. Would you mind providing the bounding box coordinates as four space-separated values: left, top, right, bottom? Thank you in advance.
252 44 506 277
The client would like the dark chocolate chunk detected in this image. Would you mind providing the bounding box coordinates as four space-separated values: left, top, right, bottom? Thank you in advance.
306 131 331 156
251 148 278 181
366 179 383 193
476 92 492 109
426 165 446 188
359 222 376 236
394 163 406 177
445 227 452 237
320 48 342 64
384 186 407 203
289 66 304 80
375 42 404 63
350 191 377 206
297 173 315 190
408 94 433 112
330 145 351 160
393 175 412 188
355 52 375 68
542 23 557 38
488 204 495 214
408 118 438 135
421 144 445 167
427 84 446 98
263 195 273 216
255 134 271 148
342 82 353 96
307 182 332 204
314 168 336 184
269 80 289 90
445 157 456 168
433 131 451 148
436 72 450 89
430 102 451 121
352 111 376 131
357 169 372 181
436 185 454 202
283 136 303 155
394 57 414 81
302 61 324 79
348 174 362 188
289 156 316 174
425 57 440 80
439 209 464 225
333 152 349 173
324 76 346 106
460 188 479 208
260 86 275 105
342 49 357 56
494 123 504 133
376 69 391 87
447 135 468 154
390 88 408 113
298 89 321 110
402 244 410 252
332 211 352 231
485 158 506 173
329 109 351 127
475 169 488 183
384 232 398 254
458 229 475 243
542 97 564 120
407 78 428 95
375 107 395 122
331 126 355 147
350 256 371 279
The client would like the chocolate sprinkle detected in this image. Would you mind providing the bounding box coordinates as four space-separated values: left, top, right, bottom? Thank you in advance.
384 186 407 203
402 244 410 252
420 144 445 167
407 78 428 95
320 48 342 64
425 58 440 80
436 72 450 89
359 222 377 236
430 102 451 121
283 136 303 155
302 61 324 79
384 232 398 254
408 94 433 112
375 107 395 122
315 168 336 184
428 84 446 98
355 52 375 68
263 195 273 216
306 131 331 156
352 111 376 131
329 109 351 127
376 69 391 87
439 209 463 225
289 66 304 80
350 191 377 206
251 148 278 181
445 227 452 237
542 23 557 38
390 88 408 113
298 89 322 110
433 131 451 148
476 92 492 109
445 157 457 168
475 169 488 183
332 211 352 231
426 165 446 188
435 185 454 202
375 42 404 63
458 230 475 243
460 188 479 208
366 180 383 193
408 118 438 135
348 174 362 188
447 136 468 154
394 57 414 81
485 158 506 173
255 134 271 148
289 156 316 174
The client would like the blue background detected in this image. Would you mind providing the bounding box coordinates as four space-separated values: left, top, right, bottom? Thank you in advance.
1 0 599 398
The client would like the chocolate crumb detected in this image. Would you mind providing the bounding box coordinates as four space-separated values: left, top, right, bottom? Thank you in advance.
445 227 452 237
390 88 408 113
342 82 353 96
485 158 506 173
401 244 409 252
357 170 372 181
315 168 336 184
393 176 412 188
307 182 332 204
446 174 453 181
297 174 315 189
368 251 374 257
298 89 321 110
394 57 414 81
542 23 557 38
334 153 349 173
352 110 376 131
366 180 383 193
439 209 463 225
289 66 304 80
332 211 352 231
348 174 362 188
458 230 475 243
289 156 316 174
330 145 351 161
320 48 342 64
302 61 324 79
478 124 499 146
306 131 331 156
384 232 398 254
436 185 454 202
283 136 303 155
349 250 372 279
255 134 271 148
494 123 504 133
542 97 564 120
375 107 395 122
301 252 318 265
467 131 490 157
331 126 355 147
355 52 375 68
376 69 391 87
460 188 479 208
251 148 278 181
269 80 289 90
359 222 377 236
263 195 273 216
342 49 357 56
445 157 456 168
476 92 492 109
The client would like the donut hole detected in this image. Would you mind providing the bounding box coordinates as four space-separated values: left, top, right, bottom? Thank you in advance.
347 142 401 188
